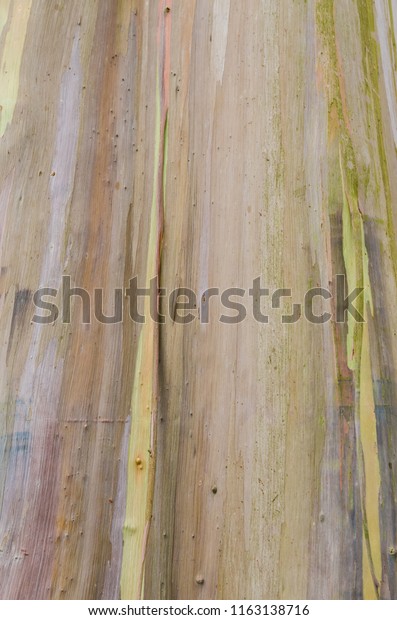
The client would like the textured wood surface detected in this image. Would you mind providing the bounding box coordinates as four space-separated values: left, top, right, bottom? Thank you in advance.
1 0 397 600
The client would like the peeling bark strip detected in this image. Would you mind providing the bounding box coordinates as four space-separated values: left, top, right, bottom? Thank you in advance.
120 0 171 599
1 0 397 601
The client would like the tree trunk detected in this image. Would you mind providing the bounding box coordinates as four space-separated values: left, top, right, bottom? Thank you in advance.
0 0 397 600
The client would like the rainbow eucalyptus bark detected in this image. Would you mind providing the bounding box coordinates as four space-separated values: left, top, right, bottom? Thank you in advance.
0 0 397 601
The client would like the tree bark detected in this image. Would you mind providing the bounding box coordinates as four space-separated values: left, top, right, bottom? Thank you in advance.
0 0 397 600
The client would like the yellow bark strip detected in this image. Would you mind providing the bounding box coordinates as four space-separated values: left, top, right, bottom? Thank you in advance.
360 324 382 599
340 151 381 598
121 0 171 599
0 0 32 137
120 77 161 599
